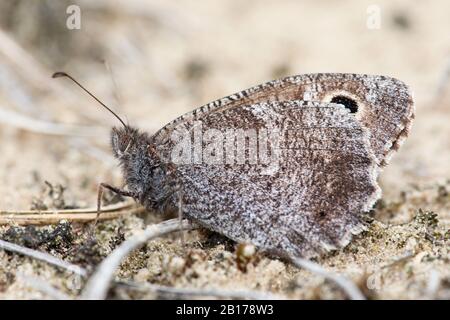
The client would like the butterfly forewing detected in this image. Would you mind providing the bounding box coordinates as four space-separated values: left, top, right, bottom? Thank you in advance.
154 73 414 167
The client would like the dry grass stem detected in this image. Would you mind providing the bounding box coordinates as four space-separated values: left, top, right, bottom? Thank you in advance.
82 218 195 299
290 256 366 300
0 239 87 276
0 108 105 137
17 274 72 300
120 280 284 300
0 201 140 225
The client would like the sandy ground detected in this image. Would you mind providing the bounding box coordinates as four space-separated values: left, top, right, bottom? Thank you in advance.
0 0 448 299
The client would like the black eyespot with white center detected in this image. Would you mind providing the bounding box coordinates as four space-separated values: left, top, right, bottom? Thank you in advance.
330 96 359 114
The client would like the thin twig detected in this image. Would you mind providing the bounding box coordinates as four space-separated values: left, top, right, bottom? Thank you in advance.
68 138 116 167
290 256 366 300
1 200 133 215
0 239 86 277
0 105 114 168
0 108 106 137
81 219 195 300
17 273 72 300
0 28 122 125
0 201 140 225
0 64 45 116
0 29 74 97
119 280 283 300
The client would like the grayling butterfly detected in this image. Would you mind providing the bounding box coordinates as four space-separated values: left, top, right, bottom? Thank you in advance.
54 73 414 258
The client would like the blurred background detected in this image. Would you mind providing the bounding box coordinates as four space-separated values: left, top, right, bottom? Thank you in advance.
0 0 449 210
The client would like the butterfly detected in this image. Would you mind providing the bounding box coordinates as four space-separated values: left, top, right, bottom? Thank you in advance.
54 72 414 258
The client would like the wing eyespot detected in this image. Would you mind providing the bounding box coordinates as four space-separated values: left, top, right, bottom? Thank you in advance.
330 96 359 114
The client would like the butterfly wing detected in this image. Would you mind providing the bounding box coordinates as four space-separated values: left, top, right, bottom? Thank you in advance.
154 73 414 167
157 100 380 257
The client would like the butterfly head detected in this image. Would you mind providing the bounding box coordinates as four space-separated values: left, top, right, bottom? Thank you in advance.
110 126 140 159
51 71 143 160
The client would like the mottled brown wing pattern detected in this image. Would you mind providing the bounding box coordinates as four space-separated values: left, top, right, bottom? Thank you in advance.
148 73 414 257
158 100 380 258
154 73 414 167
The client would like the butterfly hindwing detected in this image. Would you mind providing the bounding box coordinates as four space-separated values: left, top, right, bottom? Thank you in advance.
159 100 380 257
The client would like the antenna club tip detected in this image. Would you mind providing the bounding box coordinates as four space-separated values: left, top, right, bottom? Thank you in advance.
50 71 128 129
52 71 69 79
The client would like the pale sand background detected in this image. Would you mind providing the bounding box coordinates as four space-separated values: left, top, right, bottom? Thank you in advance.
0 0 448 299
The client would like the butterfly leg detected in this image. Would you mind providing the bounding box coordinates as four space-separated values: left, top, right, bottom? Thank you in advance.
176 188 186 247
149 186 186 246
94 182 136 226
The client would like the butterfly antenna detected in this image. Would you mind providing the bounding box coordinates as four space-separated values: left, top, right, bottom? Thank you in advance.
52 71 127 129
